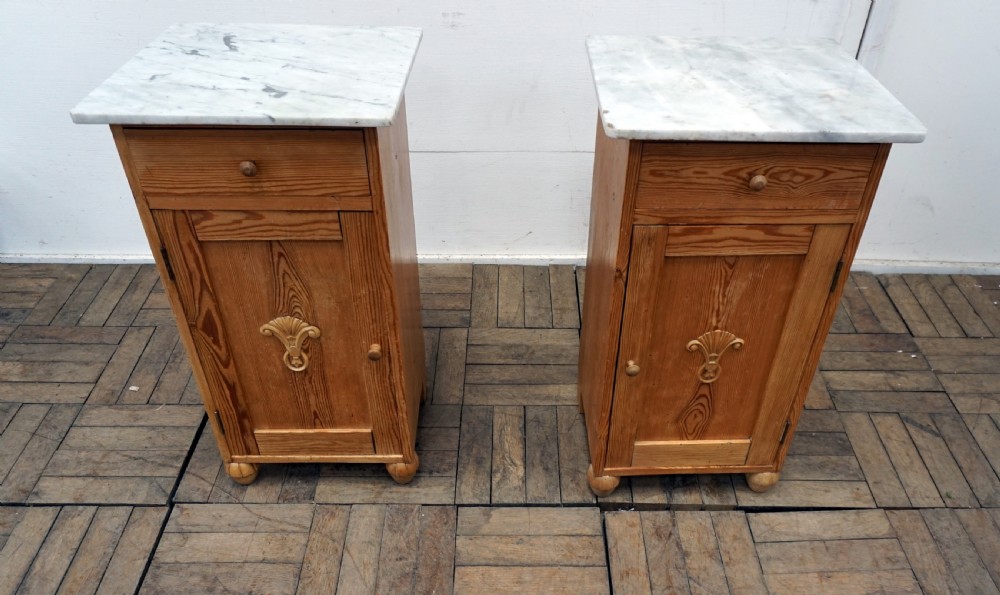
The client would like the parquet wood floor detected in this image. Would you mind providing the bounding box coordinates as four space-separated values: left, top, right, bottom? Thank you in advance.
1 263 999 593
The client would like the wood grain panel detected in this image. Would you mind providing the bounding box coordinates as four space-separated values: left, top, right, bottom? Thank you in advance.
368 99 424 462
151 210 258 457
255 429 375 456
191 211 342 241
664 224 814 256
632 439 750 467
637 142 877 211
578 115 642 473
124 128 371 207
608 225 804 467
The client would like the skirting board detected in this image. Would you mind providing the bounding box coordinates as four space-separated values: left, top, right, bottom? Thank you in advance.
1 253 999 274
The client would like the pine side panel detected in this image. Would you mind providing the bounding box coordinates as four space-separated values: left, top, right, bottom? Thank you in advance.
579 115 641 473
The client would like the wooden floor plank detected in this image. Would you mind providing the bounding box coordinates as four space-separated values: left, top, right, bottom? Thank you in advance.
954 275 1000 336
549 265 580 329
470 264 499 328
523 266 553 328
57 506 132 595
456 405 492 505
456 534 605 567
525 406 560 504
457 507 601 536
0 506 60 594
375 505 422 592
497 266 525 328
871 413 945 507
674 511 729 595
143 562 300 594
165 503 313 533
465 364 577 385
336 504 386 595
901 413 978 508
640 512 691 594
757 538 909 574
432 328 466 405
296 506 350 595
764 570 920 595
854 271 909 334
711 511 767 595
842 412 911 507
966 414 1000 478
0 404 79 503
78 265 140 327
18 506 96 594
886 510 961 595
929 275 992 338
491 406 526 504
748 510 893 543
735 480 875 508
105 266 159 327
830 303 856 334
173 426 219 503
411 506 456 595
52 265 115 327
840 275 884 333
556 406 595 505
931 412 1000 506
904 274 965 338
97 506 166 594
423 328 440 403
454 566 609 595
955 509 1000 590
23 266 90 326
605 512 653 595
148 339 192 405
88 327 153 405
881 274 939 337
921 509 1000 595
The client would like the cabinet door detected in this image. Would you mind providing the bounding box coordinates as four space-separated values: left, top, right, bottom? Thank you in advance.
605 224 849 471
154 209 401 459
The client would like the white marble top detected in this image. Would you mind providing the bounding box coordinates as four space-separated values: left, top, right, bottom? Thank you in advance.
71 23 421 127
586 37 925 143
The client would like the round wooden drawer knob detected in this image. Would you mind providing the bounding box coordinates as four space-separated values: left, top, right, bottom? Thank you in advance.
748 174 767 191
240 160 258 177
625 361 640 377
368 344 382 361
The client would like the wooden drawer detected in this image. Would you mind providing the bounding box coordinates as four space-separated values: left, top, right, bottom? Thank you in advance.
635 143 878 212
122 128 372 211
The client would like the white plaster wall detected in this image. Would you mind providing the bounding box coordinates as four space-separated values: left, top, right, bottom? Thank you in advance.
7 0 985 269
853 0 1000 272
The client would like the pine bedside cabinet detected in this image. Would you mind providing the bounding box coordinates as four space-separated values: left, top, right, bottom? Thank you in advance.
580 37 925 496
71 24 425 485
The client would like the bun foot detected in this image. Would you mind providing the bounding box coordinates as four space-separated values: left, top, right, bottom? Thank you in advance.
386 458 419 484
745 471 780 493
226 462 259 485
587 464 620 497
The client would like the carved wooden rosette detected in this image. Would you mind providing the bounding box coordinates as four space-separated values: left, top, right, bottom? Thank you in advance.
259 315 321 372
677 330 745 440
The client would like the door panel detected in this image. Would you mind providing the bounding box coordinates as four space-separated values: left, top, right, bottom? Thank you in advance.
606 224 848 469
154 209 395 457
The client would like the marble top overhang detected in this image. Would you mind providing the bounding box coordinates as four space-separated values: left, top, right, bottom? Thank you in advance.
586 36 926 143
71 23 422 127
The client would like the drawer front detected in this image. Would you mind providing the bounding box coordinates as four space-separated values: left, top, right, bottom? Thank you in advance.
124 128 372 210
636 143 878 212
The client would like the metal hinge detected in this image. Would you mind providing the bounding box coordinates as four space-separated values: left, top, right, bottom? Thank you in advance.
829 261 844 293
778 419 792 445
214 410 226 435
160 246 175 282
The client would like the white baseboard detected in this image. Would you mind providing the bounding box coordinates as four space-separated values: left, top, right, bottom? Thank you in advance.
2 253 999 274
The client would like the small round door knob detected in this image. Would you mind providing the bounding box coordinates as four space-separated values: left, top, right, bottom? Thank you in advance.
748 174 767 191
368 344 382 361
625 360 640 377
240 160 258 177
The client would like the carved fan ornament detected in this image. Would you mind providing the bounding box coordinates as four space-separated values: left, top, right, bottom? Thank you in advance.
260 315 321 372
686 330 745 384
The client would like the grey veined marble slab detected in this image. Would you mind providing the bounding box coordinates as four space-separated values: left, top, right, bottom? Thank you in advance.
71 23 421 127
586 36 925 143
